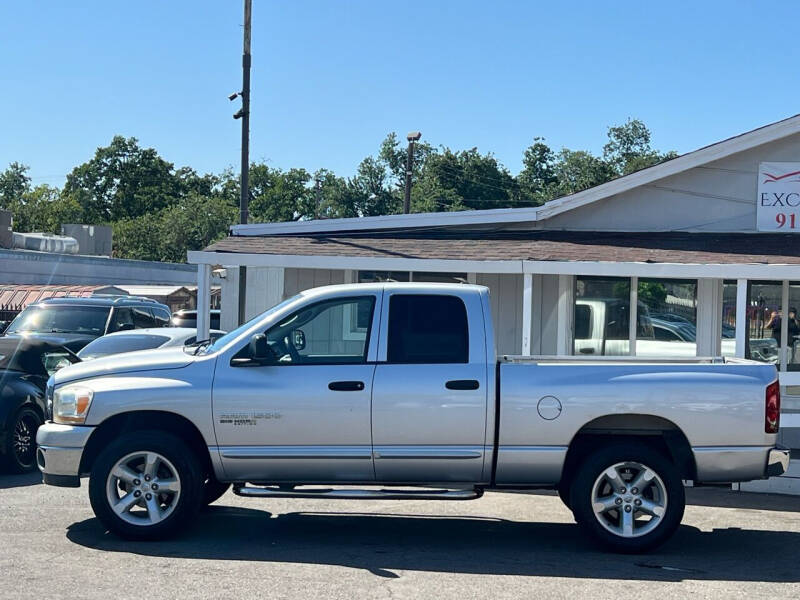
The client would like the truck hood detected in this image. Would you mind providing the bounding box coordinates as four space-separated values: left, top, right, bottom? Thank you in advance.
53 346 195 386
2 332 96 352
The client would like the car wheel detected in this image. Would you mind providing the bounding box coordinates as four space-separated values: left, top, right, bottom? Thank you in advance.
202 476 231 506
3 407 43 474
569 442 684 553
89 430 203 540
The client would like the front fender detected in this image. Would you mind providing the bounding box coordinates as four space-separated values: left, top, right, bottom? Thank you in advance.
78 357 218 445
0 375 46 428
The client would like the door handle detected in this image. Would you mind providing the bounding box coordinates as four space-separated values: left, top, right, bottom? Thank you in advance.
445 379 480 391
328 380 365 392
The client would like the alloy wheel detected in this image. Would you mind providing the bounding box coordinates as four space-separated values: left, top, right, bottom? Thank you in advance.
590 461 668 538
105 451 182 526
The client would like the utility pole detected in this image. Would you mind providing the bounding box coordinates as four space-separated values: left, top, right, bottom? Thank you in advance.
404 131 422 214
315 176 322 219
232 0 252 325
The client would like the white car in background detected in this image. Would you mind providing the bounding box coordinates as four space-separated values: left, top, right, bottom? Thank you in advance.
77 327 226 361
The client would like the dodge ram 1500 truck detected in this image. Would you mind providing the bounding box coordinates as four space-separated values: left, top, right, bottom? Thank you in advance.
37 283 789 552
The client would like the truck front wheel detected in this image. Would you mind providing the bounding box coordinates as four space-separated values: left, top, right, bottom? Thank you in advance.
89 431 203 540
569 442 684 553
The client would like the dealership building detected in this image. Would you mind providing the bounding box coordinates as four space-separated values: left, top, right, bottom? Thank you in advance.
190 114 800 491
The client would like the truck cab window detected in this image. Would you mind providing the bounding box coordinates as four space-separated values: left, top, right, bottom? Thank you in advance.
257 296 375 365
387 295 468 363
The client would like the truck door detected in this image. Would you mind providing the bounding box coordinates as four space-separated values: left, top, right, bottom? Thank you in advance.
212 293 380 482
371 290 489 483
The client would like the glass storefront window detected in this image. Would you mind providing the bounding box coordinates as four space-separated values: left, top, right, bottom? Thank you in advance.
636 279 697 358
785 284 800 371
412 272 468 284
358 271 410 283
747 282 781 365
721 281 737 358
573 277 630 356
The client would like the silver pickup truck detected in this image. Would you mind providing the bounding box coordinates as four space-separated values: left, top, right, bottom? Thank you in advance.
37 283 789 552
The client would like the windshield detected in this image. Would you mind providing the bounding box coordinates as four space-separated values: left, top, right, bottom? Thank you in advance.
78 334 171 359
6 305 111 335
202 294 302 354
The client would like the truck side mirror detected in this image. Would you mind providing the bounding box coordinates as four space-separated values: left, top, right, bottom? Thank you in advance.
291 329 306 351
249 333 275 364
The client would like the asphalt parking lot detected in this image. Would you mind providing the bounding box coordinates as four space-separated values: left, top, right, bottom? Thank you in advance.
2 473 800 599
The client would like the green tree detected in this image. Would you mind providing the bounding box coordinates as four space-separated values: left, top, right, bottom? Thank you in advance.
551 149 615 197
112 194 236 262
518 138 558 205
417 148 518 211
604 119 677 176
637 281 668 307
63 136 182 222
378 132 437 191
0 162 32 208
157 194 238 262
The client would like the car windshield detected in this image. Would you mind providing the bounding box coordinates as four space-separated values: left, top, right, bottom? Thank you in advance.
201 294 302 354
77 334 171 359
6 305 110 335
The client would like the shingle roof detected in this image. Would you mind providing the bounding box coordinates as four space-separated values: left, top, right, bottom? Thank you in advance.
204 231 800 265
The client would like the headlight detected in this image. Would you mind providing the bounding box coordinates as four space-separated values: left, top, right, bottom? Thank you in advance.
53 386 94 424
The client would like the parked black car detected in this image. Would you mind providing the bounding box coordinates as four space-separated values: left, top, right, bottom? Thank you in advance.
2 296 172 352
0 338 79 472
171 308 221 330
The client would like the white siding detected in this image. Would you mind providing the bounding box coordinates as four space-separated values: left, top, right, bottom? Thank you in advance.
476 273 523 355
541 132 800 233
283 268 346 298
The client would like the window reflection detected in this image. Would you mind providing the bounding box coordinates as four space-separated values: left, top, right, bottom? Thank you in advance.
747 282 781 365
636 279 697 358
573 277 630 356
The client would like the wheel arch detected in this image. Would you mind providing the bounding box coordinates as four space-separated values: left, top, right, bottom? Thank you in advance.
560 413 696 489
79 410 214 478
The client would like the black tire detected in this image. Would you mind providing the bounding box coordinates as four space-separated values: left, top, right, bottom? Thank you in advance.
2 406 43 474
557 480 572 511
202 476 231 506
569 441 684 553
89 430 203 540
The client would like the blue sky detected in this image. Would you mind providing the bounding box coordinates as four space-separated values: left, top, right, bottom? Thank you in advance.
2 1 799 186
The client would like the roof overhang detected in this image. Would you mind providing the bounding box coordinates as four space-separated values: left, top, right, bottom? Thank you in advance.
188 250 800 280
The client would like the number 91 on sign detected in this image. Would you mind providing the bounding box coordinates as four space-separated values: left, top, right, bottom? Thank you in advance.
776 213 798 229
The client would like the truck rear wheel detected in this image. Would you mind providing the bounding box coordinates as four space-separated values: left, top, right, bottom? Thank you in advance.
569 442 684 553
89 430 203 540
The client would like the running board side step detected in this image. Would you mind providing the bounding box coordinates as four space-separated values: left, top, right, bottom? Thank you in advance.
233 486 484 501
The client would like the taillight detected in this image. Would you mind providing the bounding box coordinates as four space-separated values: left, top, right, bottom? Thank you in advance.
765 380 780 434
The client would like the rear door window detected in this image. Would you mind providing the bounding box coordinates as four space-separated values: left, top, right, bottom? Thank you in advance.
132 307 157 328
387 295 469 363
152 307 171 327
108 308 134 332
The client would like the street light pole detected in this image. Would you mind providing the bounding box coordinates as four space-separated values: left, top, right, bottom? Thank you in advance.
404 131 422 214
237 0 252 325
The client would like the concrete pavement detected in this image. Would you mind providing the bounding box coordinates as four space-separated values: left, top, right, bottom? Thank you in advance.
2 472 800 599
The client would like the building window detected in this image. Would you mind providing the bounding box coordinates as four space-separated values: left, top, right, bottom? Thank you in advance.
788 284 800 371
635 279 697 358
747 282 782 365
357 271 467 284
412 272 468 284
358 271 410 283
721 281 738 358
573 277 630 356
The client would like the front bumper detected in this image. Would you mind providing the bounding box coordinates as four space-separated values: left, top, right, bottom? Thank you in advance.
767 445 791 478
36 422 95 487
